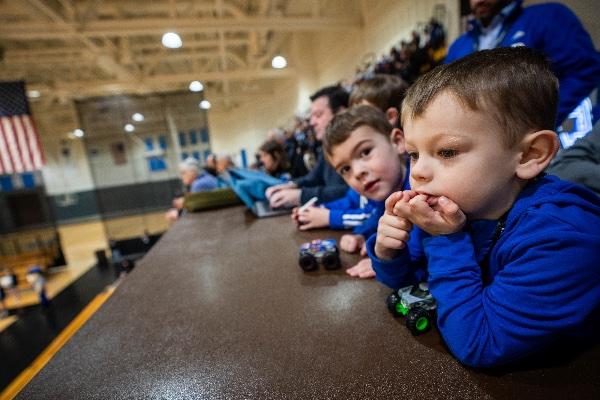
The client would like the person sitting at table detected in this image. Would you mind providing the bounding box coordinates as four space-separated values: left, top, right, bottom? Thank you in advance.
256 140 292 180
165 157 219 222
265 85 349 208
368 47 600 367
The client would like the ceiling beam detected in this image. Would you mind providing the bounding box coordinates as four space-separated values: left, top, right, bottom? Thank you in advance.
0 16 361 40
26 0 135 81
28 67 296 99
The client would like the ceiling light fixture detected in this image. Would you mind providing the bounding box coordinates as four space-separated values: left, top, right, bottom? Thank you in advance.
132 113 144 122
28 90 41 98
124 123 135 132
199 100 211 110
189 81 204 92
162 32 182 49
73 129 84 138
271 55 287 69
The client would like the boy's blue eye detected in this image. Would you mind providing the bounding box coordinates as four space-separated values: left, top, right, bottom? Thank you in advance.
438 149 458 159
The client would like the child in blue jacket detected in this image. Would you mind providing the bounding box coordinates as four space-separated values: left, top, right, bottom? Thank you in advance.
367 47 600 367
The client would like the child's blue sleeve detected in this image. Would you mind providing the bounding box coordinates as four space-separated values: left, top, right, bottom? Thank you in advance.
366 227 428 289
424 212 600 367
326 190 373 230
353 202 385 238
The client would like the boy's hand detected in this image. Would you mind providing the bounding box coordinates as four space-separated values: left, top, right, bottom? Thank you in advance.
339 234 365 253
345 258 375 279
291 207 300 222
374 191 413 260
297 206 329 230
398 194 466 236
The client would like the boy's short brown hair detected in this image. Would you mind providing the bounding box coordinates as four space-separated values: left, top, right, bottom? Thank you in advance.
323 105 392 158
402 47 559 147
349 74 409 112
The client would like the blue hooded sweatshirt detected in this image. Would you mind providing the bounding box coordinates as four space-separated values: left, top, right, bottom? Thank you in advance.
446 0 600 126
366 175 600 367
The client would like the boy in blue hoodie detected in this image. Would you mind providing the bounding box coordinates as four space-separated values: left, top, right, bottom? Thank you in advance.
367 47 600 367
304 105 410 278
295 76 409 278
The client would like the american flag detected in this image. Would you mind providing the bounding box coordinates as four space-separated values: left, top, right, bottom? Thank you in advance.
0 81 45 175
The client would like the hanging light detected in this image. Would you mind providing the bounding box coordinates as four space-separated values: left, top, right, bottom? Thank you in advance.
28 90 41 98
73 129 84 138
271 55 287 69
162 32 182 49
124 123 135 132
132 113 145 122
199 100 211 110
189 81 204 92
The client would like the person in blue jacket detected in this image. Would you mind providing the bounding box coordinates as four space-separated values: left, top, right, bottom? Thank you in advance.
367 47 600 367
446 0 600 130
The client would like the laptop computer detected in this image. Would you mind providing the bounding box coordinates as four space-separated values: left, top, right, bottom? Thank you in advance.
221 169 292 218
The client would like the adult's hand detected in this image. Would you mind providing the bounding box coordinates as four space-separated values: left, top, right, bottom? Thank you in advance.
265 182 297 199
269 188 301 208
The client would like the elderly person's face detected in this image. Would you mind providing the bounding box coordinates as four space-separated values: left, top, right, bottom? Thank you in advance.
179 168 198 186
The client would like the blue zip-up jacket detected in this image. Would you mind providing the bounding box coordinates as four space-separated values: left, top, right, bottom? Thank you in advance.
446 0 600 125
325 188 384 236
366 175 600 367
294 149 347 204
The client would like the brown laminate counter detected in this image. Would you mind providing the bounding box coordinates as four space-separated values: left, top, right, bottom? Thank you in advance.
19 206 600 399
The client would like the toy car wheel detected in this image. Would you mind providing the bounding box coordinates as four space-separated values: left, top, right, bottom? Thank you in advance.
299 254 318 271
406 307 432 336
321 253 341 270
386 291 402 316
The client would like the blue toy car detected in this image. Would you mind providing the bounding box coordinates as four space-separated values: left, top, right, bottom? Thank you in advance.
298 239 341 271
386 282 437 335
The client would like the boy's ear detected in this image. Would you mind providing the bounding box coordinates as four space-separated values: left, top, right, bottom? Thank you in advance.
385 107 400 127
515 130 559 180
390 128 406 154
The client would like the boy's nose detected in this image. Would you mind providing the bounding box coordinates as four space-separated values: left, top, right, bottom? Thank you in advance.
410 159 432 183
353 161 368 180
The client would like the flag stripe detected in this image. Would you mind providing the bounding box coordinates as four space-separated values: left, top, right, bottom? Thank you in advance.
0 118 15 174
21 115 43 169
0 81 45 173
5 117 24 172
0 122 7 174
13 116 34 171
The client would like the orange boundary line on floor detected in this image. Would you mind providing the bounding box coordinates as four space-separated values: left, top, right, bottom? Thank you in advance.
0 286 115 400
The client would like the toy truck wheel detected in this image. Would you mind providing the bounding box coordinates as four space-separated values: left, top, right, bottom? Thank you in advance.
406 307 432 335
299 254 318 271
322 253 341 270
386 291 402 316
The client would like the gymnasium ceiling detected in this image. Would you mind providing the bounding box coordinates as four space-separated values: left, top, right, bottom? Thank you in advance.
0 0 363 107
